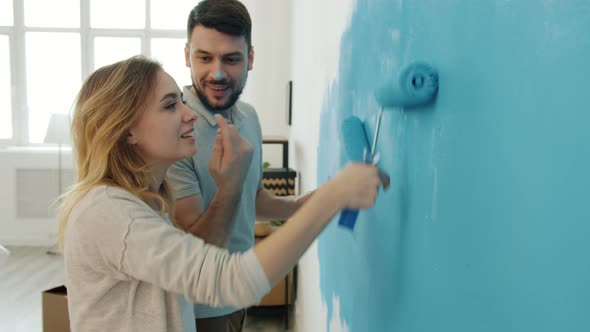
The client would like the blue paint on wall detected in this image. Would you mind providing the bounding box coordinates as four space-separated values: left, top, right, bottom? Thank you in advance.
317 1 590 331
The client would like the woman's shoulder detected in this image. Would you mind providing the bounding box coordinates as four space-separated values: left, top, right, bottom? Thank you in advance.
82 185 146 209
70 185 153 227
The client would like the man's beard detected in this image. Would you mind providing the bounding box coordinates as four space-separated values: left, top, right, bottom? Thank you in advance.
193 78 245 112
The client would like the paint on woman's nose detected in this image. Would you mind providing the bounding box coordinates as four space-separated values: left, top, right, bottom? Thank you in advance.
215 72 222 79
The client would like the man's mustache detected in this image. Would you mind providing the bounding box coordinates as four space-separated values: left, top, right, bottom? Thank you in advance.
204 79 230 85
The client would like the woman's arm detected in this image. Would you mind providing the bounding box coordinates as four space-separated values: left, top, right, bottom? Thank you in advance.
68 187 269 308
254 188 315 221
254 163 386 285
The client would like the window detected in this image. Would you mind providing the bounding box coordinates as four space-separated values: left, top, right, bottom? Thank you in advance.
25 0 79 28
150 0 195 30
26 32 81 143
94 37 141 70
0 35 11 139
1 0 196 145
0 0 13 26
151 38 191 88
90 0 144 29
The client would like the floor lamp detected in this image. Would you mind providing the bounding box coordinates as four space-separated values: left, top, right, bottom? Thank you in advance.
43 113 71 255
0 245 9 266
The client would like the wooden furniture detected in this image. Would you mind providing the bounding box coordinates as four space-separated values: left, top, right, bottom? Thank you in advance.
253 228 295 330
255 229 294 305
251 136 296 329
261 136 296 197
261 136 289 170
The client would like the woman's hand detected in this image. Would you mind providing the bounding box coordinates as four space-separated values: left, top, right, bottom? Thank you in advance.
328 163 390 210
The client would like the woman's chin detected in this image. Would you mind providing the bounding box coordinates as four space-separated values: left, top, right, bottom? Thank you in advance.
182 146 197 159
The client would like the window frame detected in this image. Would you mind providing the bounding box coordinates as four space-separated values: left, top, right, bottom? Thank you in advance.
1 0 187 146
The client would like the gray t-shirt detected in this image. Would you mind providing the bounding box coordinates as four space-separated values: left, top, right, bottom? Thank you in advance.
167 87 263 318
64 185 270 332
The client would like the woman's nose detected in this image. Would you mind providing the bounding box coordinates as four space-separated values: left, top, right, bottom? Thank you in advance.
182 103 196 123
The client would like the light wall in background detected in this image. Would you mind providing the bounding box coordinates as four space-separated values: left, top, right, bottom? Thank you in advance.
0 0 293 245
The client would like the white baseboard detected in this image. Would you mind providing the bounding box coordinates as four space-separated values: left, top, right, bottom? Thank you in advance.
0 236 55 246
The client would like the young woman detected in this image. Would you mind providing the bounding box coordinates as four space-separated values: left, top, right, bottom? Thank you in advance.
59 55 388 331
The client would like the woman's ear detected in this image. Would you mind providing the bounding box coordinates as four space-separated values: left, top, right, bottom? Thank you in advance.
127 130 138 144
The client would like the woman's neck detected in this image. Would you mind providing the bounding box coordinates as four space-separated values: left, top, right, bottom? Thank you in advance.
146 162 170 192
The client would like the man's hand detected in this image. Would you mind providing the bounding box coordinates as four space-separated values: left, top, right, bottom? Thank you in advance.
208 114 254 193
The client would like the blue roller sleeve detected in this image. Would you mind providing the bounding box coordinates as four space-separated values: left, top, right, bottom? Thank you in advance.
340 116 370 162
375 62 439 108
338 116 372 230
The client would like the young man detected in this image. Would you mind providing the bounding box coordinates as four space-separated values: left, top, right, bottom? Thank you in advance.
167 1 313 331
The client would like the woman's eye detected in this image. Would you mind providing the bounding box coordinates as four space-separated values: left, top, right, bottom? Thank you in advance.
164 102 177 110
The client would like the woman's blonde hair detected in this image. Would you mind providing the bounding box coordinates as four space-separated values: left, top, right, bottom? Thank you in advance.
57 55 175 250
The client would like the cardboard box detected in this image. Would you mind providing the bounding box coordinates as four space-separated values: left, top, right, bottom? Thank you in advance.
42 285 71 332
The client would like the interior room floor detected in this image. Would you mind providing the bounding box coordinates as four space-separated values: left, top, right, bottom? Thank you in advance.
0 246 294 332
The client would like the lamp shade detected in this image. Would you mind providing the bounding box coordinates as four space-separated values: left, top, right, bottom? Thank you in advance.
44 113 71 145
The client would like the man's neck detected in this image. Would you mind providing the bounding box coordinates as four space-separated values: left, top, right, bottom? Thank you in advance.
218 108 233 123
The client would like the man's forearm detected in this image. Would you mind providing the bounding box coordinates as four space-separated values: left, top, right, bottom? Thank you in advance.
255 189 303 221
185 190 242 247
256 197 296 221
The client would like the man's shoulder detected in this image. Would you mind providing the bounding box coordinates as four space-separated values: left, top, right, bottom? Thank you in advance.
234 100 261 131
235 100 257 115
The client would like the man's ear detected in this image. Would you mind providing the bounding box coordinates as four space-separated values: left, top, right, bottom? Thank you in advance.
248 46 254 71
185 43 191 68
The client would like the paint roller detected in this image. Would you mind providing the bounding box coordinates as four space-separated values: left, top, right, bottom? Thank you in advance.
338 62 439 230
338 116 372 229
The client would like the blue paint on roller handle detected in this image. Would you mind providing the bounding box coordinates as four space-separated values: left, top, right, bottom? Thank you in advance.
338 116 371 230
339 209 360 230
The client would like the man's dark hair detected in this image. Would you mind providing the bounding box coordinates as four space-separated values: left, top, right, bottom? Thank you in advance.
187 0 252 50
